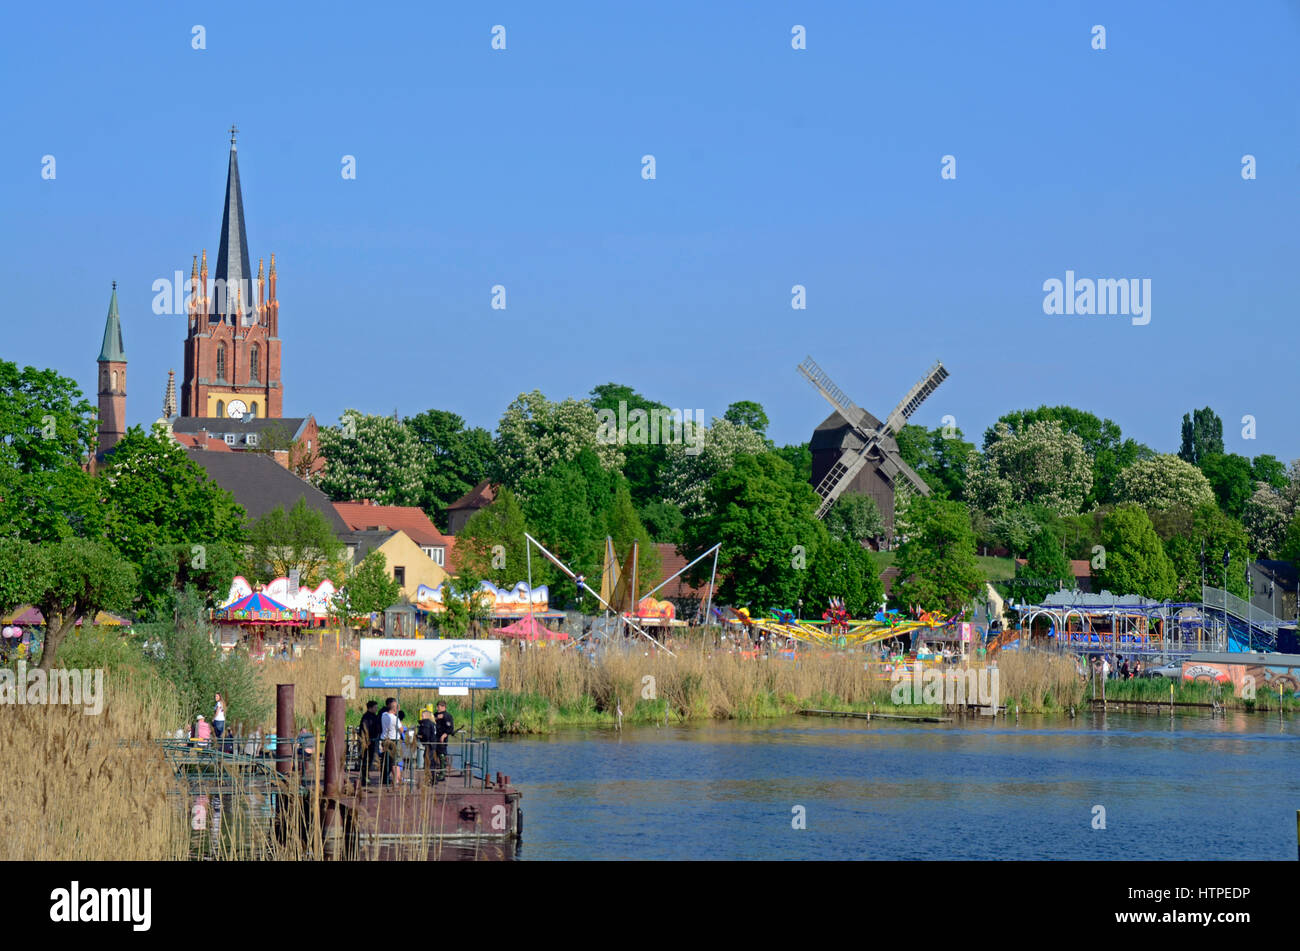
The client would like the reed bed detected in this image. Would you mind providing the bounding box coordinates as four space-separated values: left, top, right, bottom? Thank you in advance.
0 672 188 861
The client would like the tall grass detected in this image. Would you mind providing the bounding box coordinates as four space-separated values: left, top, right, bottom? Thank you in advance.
0 668 187 861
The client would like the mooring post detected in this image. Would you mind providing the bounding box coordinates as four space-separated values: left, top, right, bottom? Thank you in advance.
324 695 344 797
276 684 294 775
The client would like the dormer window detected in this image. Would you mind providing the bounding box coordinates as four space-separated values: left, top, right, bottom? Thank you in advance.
246 433 259 447
224 434 236 446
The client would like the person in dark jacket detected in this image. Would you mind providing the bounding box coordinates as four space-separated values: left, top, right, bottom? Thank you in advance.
358 700 382 787
433 701 454 781
417 708 438 784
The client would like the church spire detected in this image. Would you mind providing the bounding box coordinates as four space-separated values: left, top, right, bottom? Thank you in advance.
163 369 177 418
213 126 251 325
98 281 126 362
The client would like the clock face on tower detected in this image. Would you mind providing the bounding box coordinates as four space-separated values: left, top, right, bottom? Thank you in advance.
227 399 248 419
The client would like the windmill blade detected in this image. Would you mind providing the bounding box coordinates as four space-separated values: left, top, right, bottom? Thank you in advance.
881 361 949 436
812 447 873 519
877 451 932 497
797 356 873 434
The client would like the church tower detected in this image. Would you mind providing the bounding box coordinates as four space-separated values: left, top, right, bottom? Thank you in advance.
181 126 282 420
97 282 127 452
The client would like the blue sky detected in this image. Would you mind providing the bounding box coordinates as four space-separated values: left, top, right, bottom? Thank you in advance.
4 1 1298 458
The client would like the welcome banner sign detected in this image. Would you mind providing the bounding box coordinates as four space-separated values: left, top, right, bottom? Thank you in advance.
359 639 500 689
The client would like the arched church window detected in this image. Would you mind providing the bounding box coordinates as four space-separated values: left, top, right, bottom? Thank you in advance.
249 402 258 419
249 344 260 382
110 370 117 391
216 400 225 418
216 343 227 381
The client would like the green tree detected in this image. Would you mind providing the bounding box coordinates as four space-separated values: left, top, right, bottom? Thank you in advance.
803 537 884 618
4 537 138 670
143 587 269 728
434 566 492 638
1280 512 1300 569
332 550 402 632
824 492 884 544
0 362 105 542
496 391 623 501
898 424 977 500
245 497 345 588
638 499 684 544
991 406 1150 506
589 383 670 508
1092 504 1176 599
405 408 494 529
889 498 983 614
1198 453 1255 519
1251 454 1288 491
455 487 530 586
772 443 812 484
1163 504 1251 601
137 541 242 621
315 410 429 506
722 400 770 438
1179 407 1223 466
966 420 1092 518
662 418 768 522
0 362 97 473
1241 485 1291 559
100 425 246 570
1113 454 1215 512
681 452 821 612
1014 528 1073 600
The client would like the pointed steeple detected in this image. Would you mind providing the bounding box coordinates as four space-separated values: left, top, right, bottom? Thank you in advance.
163 369 177 418
213 126 252 325
98 282 126 362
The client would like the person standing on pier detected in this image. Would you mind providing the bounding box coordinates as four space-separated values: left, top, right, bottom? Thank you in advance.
433 701 454 781
213 693 227 739
417 708 437 783
359 700 382 787
380 697 400 785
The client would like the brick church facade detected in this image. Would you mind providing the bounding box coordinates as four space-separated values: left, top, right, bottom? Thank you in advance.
95 130 318 473
181 126 283 421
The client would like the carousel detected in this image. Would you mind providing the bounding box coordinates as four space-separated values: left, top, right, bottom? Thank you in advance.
212 591 310 658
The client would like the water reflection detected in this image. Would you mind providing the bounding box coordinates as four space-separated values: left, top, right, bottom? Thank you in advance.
485 711 1300 860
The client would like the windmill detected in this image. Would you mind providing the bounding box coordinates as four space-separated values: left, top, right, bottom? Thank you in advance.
797 356 949 524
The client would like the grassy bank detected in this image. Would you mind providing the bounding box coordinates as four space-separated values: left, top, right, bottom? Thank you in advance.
252 643 1093 735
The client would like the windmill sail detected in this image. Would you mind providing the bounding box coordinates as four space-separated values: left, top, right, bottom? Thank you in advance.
881 362 948 436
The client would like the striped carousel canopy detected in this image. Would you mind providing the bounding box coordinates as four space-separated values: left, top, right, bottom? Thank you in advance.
214 591 309 626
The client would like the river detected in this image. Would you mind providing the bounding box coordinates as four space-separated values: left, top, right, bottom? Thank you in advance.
476 711 1299 860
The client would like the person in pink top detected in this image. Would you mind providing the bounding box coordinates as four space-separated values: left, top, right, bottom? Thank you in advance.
194 714 212 742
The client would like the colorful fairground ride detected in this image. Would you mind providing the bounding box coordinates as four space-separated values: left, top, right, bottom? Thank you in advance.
723 600 967 652
998 586 1295 658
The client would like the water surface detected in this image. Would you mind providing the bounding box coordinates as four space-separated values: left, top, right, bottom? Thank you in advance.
484 712 1299 860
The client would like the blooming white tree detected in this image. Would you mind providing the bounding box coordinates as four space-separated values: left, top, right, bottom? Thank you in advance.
965 421 1092 518
1242 481 1294 558
661 417 768 521
1112 454 1215 512
493 391 623 499
314 410 428 506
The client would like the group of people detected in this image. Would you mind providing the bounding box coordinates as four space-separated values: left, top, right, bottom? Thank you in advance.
1088 655 1145 680
357 698 454 787
184 692 229 743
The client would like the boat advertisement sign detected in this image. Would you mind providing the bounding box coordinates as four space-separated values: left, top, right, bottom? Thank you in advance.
360 638 500 689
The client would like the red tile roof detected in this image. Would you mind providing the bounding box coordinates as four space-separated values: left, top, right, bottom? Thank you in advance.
447 480 496 511
653 544 715 599
333 501 453 549
174 432 233 451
